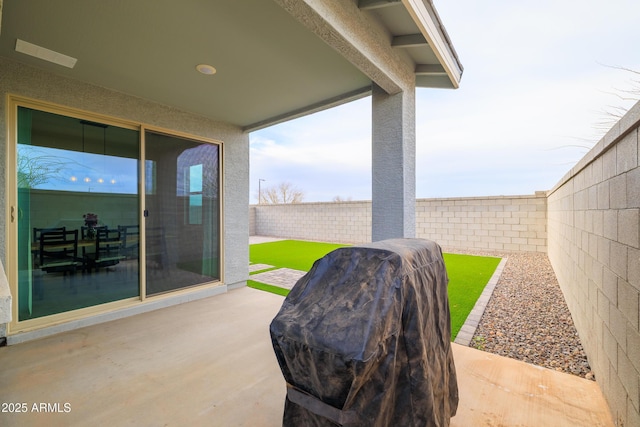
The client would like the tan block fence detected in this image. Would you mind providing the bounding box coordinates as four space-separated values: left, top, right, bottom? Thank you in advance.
547 101 640 425
250 193 548 252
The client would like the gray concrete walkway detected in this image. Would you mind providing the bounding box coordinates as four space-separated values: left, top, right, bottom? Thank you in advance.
249 236 285 244
0 287 614 427
249 235 307 290
251 268 306 290
249 263 274 273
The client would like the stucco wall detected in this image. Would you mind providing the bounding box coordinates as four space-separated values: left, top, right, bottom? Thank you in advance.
547 100 640 426
0 58 250 334
251 193 547 252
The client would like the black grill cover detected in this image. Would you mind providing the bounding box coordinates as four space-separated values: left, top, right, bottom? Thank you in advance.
270 238 458 426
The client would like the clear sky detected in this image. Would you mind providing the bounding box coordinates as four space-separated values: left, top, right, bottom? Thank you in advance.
250 0 640 203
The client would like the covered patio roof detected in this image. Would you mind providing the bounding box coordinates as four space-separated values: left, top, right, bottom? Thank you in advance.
0 0 462 131
0 287 613 426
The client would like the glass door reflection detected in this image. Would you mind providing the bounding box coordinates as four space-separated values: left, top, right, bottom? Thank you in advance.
17 107 140 321
144 131 220 296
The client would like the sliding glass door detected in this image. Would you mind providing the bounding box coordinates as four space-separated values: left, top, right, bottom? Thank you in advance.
10 100 222 329
16 107 140 321
144 131 221 296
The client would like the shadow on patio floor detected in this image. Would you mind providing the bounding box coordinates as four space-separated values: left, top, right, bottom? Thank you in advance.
0 287 613 426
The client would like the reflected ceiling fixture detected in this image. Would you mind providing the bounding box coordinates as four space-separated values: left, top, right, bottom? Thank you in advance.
79 120 116 185
196 64 217 75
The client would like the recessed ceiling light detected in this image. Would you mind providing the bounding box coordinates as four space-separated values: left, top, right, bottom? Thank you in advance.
196 64 217 75
15 39 77 69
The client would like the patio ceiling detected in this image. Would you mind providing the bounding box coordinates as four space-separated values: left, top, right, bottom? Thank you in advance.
0 0 462 131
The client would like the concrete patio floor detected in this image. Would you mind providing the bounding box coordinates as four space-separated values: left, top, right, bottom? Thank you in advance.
0 287 613 426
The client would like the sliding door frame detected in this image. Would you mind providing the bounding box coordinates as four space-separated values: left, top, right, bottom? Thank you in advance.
6 95 224 335
140 125 224 300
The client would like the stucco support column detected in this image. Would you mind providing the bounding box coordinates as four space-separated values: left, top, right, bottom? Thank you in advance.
371 82 416 242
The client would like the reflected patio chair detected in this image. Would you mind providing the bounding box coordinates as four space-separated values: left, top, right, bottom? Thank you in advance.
146 227 168 275
117 225 139 260
36 229 83 300
32 226 66 268
38 229 81 275
33 226 66 245
86 228 125 273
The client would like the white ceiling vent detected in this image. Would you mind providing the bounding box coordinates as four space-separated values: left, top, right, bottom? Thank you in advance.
15 39 77 68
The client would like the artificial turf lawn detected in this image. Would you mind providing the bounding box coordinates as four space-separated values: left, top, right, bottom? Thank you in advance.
249 239 501 340
247 280 291 297
250 240 348 271
443 253 501 338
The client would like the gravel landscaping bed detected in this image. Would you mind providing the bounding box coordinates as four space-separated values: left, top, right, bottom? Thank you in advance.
446 249 594 380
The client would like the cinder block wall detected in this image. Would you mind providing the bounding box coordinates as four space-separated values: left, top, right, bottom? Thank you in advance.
251 194 547 252
416 194 547 252
547 101 640 426
249 205 256 236
253 201 372 244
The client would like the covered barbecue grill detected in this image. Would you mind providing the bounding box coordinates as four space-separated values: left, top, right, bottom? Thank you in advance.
270 238 458 426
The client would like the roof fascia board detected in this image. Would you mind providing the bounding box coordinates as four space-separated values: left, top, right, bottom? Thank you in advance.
401 0 462 88
243 86 372 133
273 0 414 95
